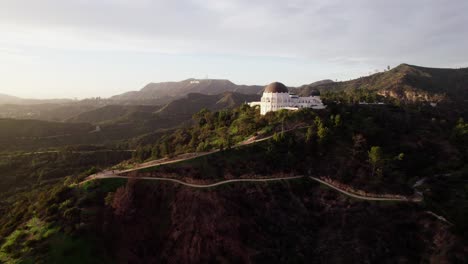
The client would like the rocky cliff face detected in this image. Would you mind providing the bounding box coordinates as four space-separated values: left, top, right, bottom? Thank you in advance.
377 87 447 103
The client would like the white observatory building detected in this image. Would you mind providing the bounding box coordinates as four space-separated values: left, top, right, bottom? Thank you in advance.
249 82 325 115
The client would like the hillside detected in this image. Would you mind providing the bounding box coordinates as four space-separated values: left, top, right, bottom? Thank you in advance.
0 119 93 140
67 92 258 126
0 92 259 151
0 93 21 104
0 93 73 105
1 178 461 263
156 92 260 118
66 105 162 124
292 79 334 94
0 116 183 152
110 79 264 103
299 64 468 103
0 103 106 122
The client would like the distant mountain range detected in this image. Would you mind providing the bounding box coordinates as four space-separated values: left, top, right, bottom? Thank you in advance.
3 64 468 106
1 64 467 151
0 79 267 121
0 93 73 105
0 92 260 151
67 92 260 124
1 63 467 122
110 79 264 103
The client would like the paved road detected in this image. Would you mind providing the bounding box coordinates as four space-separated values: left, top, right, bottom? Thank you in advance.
425 211 454 225
83 174 419 203
309 177 422 202
84 174 304 188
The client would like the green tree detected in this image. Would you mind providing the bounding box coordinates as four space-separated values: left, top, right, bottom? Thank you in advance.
334 114 342 128
315 117 329 144
452 118 468 160
159 141 170 158
151 145 160 159
196 142 207 152
273 132 284 143
193 108 211 127
368 146 383 178
305 127 315 143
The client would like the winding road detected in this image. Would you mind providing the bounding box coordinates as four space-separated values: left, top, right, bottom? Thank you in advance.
85 175 305 188
84 173 420 202
309 177 422 202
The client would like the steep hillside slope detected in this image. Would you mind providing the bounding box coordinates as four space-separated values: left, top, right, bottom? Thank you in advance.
1 178 464 263
301 64 468 103
102 180 464 263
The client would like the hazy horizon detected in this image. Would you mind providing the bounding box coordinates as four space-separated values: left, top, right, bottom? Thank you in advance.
1 0 468 99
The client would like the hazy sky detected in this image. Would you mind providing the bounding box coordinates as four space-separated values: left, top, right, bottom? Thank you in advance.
1 0 467 99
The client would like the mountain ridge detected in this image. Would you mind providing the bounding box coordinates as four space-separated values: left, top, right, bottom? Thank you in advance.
301 63 468 103
0 93 74 105
110 79 265 103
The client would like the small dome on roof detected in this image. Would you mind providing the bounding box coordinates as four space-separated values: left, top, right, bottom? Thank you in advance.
310 89 321 96
264 82 288 93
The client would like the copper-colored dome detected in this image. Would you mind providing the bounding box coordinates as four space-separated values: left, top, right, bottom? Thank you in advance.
264 82 288 93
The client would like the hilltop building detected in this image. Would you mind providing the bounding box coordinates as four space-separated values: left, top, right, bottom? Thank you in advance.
248 82 325 115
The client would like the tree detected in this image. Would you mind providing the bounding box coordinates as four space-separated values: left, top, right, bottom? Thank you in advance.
305 127 315 143
273 132 284 143
368 146 383 178
193 108 211 127
351 134 367 159
334 114 342 128
216 127 229 148
452 118 468 160
159 141 170 158
315 117 329 144
196 142 208 152
189 129 200 151
151 145 160 159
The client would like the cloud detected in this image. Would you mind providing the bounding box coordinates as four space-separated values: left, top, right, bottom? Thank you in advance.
0 0 466 60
